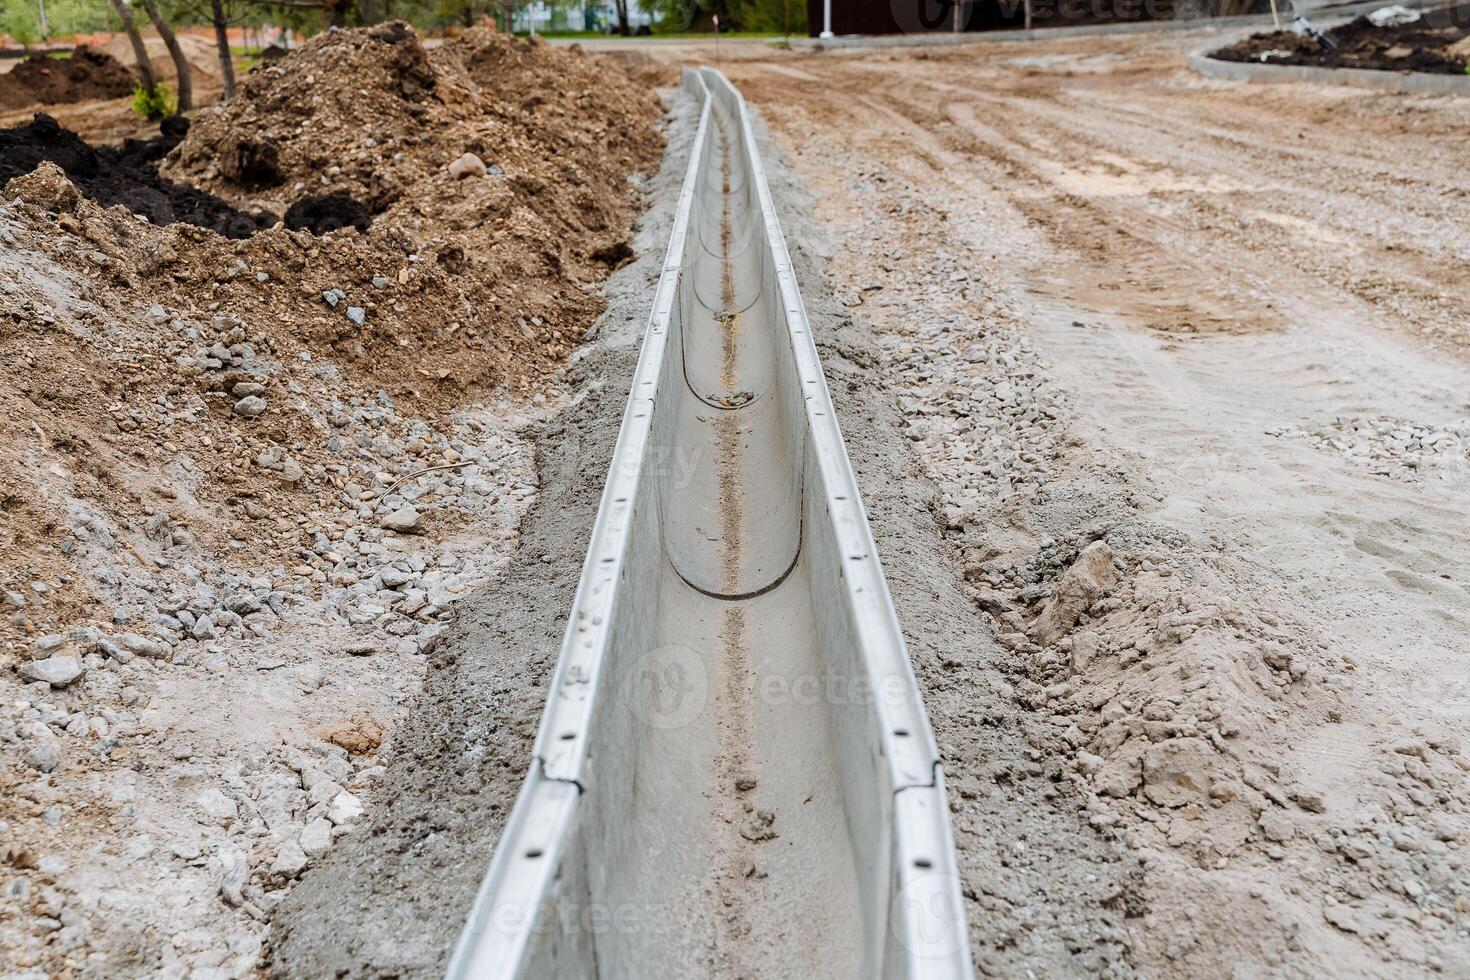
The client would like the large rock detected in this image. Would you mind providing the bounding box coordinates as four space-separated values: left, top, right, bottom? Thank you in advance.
1030 541 1120 646
118 632 169 659
19 655 84 688
273 838 310 877
327 790 363 826
196 787 239 824
300 818 334 857
24 739 61 772
234 395 268 418
380 505 421 534
1141 737 1220 808
448 152 487 179
5 161 81 214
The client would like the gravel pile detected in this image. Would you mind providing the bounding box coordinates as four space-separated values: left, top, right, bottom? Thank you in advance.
0 191 547 972
1286 415 1470 481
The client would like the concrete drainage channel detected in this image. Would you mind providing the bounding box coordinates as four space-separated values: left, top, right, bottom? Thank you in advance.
446 70 972 979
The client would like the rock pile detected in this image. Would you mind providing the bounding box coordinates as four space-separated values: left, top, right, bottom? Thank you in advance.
1288 414 1470 482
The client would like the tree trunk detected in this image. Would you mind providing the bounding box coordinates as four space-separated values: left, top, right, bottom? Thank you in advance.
616 0 629 35
210 0 236 100
106 0 158 93
1023 0 1033 30
140 0 192 111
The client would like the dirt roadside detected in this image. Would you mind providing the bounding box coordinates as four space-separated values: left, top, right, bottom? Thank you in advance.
713 27 1470 978
0 26 662 978
755 108 1146 976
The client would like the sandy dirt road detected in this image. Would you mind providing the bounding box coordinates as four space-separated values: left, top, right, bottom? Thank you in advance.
637 27 1470 979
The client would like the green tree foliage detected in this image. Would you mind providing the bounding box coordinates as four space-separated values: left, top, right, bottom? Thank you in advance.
130 77 175 116
727 0 801 32
650 0 795 32
1 0 121 44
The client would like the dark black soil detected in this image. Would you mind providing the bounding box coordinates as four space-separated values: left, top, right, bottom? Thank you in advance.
1214 5 1470 74
0 113 274 239
2 113 375 240
283 193 373 234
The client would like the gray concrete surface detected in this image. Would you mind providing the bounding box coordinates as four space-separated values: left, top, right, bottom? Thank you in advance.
446 69 969 979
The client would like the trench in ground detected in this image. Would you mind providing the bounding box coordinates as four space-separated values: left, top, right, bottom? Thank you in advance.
609 96 865 977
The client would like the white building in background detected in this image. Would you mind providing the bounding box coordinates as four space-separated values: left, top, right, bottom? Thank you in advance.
511 0 655 32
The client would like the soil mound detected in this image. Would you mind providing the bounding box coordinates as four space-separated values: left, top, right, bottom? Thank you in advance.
0 113 272 238
1214 6 1470 74
167 23 439 208
157 23 664 398
0 48 136 110
96 30 223 84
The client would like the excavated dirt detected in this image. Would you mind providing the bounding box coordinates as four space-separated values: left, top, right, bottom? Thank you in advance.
0 20 662 642
0 23 662 978
157 23 663 400
0 113 273 239
1215 7 1470 74
0 48 136 111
